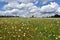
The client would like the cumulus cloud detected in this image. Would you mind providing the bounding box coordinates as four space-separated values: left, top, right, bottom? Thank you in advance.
39 2 59 17
3 2 40 17
56 7 60 15
41 2 59 12
41 0 54 4
0 0 53 4
0 1 60 17
0 0 38 4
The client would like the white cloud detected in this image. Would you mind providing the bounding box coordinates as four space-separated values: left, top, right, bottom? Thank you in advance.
40 2 59 12
0 0 52 4
38 2 59 17
4 2 35 10
0 0 16 2
56 7 60 15
3 2 39 17
3 2 20 10
41 0 54 4
0 2 60 17
0 0 38 4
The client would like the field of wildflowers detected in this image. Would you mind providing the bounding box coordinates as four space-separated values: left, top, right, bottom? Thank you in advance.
0 18 60 40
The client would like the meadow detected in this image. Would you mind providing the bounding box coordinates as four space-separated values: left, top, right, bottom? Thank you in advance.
0 18 60 40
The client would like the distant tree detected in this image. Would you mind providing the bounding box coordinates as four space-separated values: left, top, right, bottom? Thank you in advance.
32 15 34 18
30 15 35 18
51 14 60 18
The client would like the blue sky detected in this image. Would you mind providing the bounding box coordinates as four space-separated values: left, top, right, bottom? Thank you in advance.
0 0 60 10
0 2 8 10
0 0 60 17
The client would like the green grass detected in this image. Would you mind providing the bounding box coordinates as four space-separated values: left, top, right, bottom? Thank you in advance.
0 18 60 40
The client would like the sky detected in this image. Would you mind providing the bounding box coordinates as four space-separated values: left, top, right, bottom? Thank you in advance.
0 0 60 17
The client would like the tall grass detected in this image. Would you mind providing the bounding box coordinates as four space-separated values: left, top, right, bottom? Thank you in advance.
0 18 60 40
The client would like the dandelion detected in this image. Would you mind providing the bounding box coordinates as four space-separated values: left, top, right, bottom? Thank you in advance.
58 36 60 38
12 27 14 29
27 28 29 30
23 34 25 37
18 29 21 31
24 33 26 34
13 35 16 37
18 35 20 37
0 37 2 39
48 34 52 37
8 32 10 35
55 36 60 40
23 33 26 37
56 37 58 40
53 35 56 36
5 28 7 30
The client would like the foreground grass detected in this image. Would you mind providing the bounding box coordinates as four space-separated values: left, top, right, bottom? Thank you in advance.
0 18 60 40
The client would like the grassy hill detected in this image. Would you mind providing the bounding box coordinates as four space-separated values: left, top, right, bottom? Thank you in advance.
0 18 60 40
